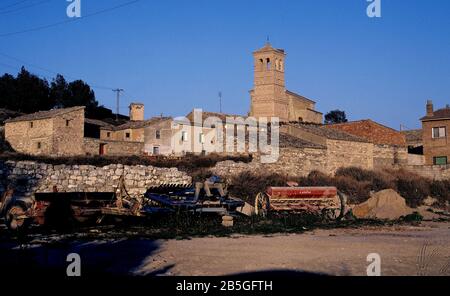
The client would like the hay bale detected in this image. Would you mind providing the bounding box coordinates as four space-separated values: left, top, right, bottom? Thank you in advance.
352 189 413 220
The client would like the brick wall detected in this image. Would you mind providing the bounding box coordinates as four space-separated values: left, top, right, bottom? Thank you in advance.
422 120 450 165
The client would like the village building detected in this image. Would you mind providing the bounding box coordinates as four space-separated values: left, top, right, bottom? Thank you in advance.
324 120 408 167
420 100 450 165
5 106 86 156
249 43 323 124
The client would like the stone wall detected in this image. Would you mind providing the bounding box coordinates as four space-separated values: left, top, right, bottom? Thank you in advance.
408 154 425 166
83 138 144 156
213 147 327 177
373 144 408 168
0 160 191 197
326 139 374 173
395 164 450 180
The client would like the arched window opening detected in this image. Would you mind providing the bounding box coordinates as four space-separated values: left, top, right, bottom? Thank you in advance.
266 58 271 70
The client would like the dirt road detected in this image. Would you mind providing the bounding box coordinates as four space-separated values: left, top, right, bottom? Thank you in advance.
1 222 449 276
136 222 450 276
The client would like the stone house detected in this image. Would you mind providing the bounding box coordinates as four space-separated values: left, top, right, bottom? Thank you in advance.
249 43 323 124
5 106 85 156
324 120 408 167
421 100 450 165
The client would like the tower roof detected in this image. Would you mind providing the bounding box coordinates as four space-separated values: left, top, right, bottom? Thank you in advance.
253 42 285 54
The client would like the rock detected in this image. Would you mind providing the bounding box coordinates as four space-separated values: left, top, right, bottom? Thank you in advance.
352 189 414 220
423 196 438 207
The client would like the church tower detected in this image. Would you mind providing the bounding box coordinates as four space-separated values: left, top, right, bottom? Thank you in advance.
250 42 288 122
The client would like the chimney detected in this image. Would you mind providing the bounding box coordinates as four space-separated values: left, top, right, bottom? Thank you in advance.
426 100 434 117
129 103 144 121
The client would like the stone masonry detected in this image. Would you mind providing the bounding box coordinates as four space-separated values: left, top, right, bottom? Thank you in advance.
0 161 192 197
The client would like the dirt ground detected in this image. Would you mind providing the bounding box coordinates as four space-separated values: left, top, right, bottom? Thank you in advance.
1 221 450 276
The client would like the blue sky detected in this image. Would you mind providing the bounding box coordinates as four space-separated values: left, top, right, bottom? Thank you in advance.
0 0 449 129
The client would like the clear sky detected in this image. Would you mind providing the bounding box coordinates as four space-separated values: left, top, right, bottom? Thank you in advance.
0 0 449 129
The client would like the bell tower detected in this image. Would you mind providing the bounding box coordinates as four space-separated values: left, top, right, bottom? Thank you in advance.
250 42 288 122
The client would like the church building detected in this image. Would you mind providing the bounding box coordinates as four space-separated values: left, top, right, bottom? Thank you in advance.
249 42 323 124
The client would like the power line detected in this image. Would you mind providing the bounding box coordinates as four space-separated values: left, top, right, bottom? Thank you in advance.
0 51 115 90
0 0 142 37
0 0 53 15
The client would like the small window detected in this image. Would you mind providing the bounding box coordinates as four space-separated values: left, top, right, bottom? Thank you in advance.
125 132 131 139
66 119 70 127
37 142 41 149
433 156 448 165
432 127 446 139
156 130 161 139
107 132 111 138
153 146 160 155
30 122 34 128
181 131 188 142
199 133 205 144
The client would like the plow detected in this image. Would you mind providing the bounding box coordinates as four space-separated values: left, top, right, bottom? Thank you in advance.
0 176 245 231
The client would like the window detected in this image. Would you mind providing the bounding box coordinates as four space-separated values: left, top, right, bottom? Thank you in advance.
181 131 188 142
37 142 41 149
125 132 131 139
156 130 161 139
107 132 111 138
66 119 70 127
30 122 34 128
266 58 271 70
433 156 448 165
153 146 160 155
432 127 446 139
199 133 205 144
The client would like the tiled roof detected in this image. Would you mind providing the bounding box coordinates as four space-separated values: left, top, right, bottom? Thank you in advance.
325 119 406 146
421 107 450 121
287 123 370 143
401 129 423 144
286 90 317 105
0 108 23 124
279 133 326 149
102 117 171 131
5 106 85 123
85 118 113 128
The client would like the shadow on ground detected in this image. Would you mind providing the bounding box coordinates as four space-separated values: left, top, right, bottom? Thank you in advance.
0 238 169 277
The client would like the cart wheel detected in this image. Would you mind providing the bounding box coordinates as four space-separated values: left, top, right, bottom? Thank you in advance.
6 205 28 231
255 192 270 217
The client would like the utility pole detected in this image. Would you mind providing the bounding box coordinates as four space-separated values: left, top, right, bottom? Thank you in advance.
218 91 222 113
112 88 124 121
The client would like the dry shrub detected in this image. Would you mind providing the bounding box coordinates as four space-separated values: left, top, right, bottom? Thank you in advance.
383 168 431 208
227 171 288 204
430 180 450 207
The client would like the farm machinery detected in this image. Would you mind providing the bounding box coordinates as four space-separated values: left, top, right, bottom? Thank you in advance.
0 176 245 231
254 183 347 220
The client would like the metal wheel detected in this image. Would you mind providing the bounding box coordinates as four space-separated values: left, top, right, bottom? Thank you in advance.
6 205 28 231
254 192 270 217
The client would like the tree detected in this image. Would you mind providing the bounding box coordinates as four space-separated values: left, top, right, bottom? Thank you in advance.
50 74 70 108
324 110 348 124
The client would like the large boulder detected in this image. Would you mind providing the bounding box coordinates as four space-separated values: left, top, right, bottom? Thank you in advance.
352 189 413 220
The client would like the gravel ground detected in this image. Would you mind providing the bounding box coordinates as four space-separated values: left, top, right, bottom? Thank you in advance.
1 221 449 276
